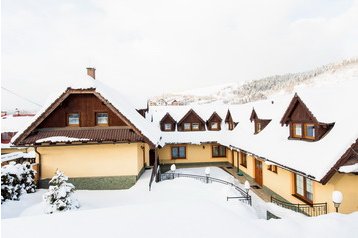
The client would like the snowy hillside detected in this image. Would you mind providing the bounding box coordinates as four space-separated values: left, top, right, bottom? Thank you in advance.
149 58 358 105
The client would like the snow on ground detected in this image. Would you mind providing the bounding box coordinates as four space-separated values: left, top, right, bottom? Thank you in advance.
2 167 357 238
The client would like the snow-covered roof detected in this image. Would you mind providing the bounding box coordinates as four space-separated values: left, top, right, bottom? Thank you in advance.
11 75 163 146
1 151 36 163
1 115 34 133
219 77 358 181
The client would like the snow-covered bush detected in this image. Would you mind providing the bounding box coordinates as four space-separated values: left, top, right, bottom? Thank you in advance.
43 170 80 214
1 161 37 203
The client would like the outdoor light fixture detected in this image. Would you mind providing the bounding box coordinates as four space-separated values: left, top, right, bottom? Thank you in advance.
205 167 210 183
244 180 250 194
170 164 176 172
332 191 343 212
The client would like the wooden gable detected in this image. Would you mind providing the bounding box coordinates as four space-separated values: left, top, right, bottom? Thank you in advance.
177 109 206 131
280 94 334 141
13 89 155 147
280 94 318 125
321 139 358 184
225 110 233 123
38 94 128 128
207 112 222 131
159 113 176 131
250 108 271 134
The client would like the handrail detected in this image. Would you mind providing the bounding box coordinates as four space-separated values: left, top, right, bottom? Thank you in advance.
271 196 327 217
160 172 252 206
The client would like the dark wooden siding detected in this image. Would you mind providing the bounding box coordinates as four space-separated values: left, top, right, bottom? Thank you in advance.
177 112 206 131
38 94 128 128
207 113 222 130
160 115 176 131
289 103 315 122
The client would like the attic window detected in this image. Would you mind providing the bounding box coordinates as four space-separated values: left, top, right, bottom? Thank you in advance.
211 122 219 130
292 123 302 138
68 113 80 126
184 123 191 131
96 113 109 126
304 124 315 139
192 123 200 130
164 123 172 131
255 122 262 133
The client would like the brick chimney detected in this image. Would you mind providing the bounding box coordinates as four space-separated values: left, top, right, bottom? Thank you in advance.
86 67 96 79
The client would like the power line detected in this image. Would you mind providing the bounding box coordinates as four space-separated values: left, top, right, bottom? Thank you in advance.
1 86 42 107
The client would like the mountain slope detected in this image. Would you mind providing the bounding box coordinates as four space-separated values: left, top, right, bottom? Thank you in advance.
149 58 358 105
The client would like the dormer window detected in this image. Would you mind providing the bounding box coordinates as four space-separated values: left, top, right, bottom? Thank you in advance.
292 123 303 138
305 124 315 139
184 123 191 130
192 123 200 130
211 122 218 130
68 113 80 126
164 123 172 131
96 113 108 126
291 123 316 140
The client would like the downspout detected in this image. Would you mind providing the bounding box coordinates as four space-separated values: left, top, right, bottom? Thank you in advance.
34 146 41 187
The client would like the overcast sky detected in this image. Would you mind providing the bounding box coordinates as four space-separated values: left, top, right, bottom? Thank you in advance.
2 0 358 111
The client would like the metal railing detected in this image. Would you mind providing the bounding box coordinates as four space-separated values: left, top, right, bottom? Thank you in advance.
271 196 327 217
160 172 252 206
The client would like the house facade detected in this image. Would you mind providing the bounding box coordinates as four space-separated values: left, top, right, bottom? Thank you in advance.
12 69 161 189
12 68 358 214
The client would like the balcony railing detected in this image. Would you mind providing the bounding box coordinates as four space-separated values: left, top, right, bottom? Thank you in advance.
271 196 327 217
159 172 252 206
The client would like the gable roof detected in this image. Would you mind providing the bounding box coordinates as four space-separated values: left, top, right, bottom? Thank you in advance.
177 109 206 125
250 108 258 122
160 113 176 124
280 93 319 125
11 77 162 147
207 112 222 122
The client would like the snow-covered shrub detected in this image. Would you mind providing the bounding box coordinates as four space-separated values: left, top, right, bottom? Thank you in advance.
1 161 37 203
43 170 80 214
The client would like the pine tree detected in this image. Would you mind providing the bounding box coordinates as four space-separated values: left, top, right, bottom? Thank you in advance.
43 170 80 214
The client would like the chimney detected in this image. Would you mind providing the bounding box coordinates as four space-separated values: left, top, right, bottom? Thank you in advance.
86 67 96 79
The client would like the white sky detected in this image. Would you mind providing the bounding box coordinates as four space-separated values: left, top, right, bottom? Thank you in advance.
2 0 358 111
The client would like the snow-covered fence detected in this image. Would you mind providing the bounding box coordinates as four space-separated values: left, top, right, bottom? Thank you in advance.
271 196 327 217
160 172 252 206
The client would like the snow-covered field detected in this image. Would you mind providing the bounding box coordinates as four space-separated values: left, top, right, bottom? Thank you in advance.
2 167 357 238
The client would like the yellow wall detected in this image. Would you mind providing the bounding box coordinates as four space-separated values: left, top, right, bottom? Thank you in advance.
315 173 358 214
158 144 231 164
38 143 147 179
238 153 255 178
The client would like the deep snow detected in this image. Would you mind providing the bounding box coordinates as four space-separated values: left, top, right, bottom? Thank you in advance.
1 167 357 238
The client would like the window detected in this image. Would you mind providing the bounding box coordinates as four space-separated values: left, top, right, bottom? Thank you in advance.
304 124 315 139
171 146 186 159
68 113 80 126
96 113 108 125
184 123 191 130
256 122 262 133
192 123 200 130
268 165 277 173
240 152 247 168
212 145 226 157
211 122 219 130
164 123 172 131
294 174 313 203
292 123 302 138
228 122 233 130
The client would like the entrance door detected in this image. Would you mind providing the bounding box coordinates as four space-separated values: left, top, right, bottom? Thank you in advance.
149 149 155 166
255 159 263 186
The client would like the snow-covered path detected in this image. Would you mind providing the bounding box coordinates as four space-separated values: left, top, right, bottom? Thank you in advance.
2 167 357 238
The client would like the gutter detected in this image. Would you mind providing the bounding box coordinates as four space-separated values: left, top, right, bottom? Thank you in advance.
34 146 41 185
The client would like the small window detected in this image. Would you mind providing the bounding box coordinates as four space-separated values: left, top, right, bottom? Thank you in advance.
268 165 277 173
228 122 233 130
68 113 80 126
164 123 172 131
96 113 108 125
240 152 247 168
212 145 226 157
192 123 200 130
256 122 262 133
304 124 315 139
292 123 302 138
184 123 191 131
171 146 186 159
211 122 219 130
294 174 313 203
